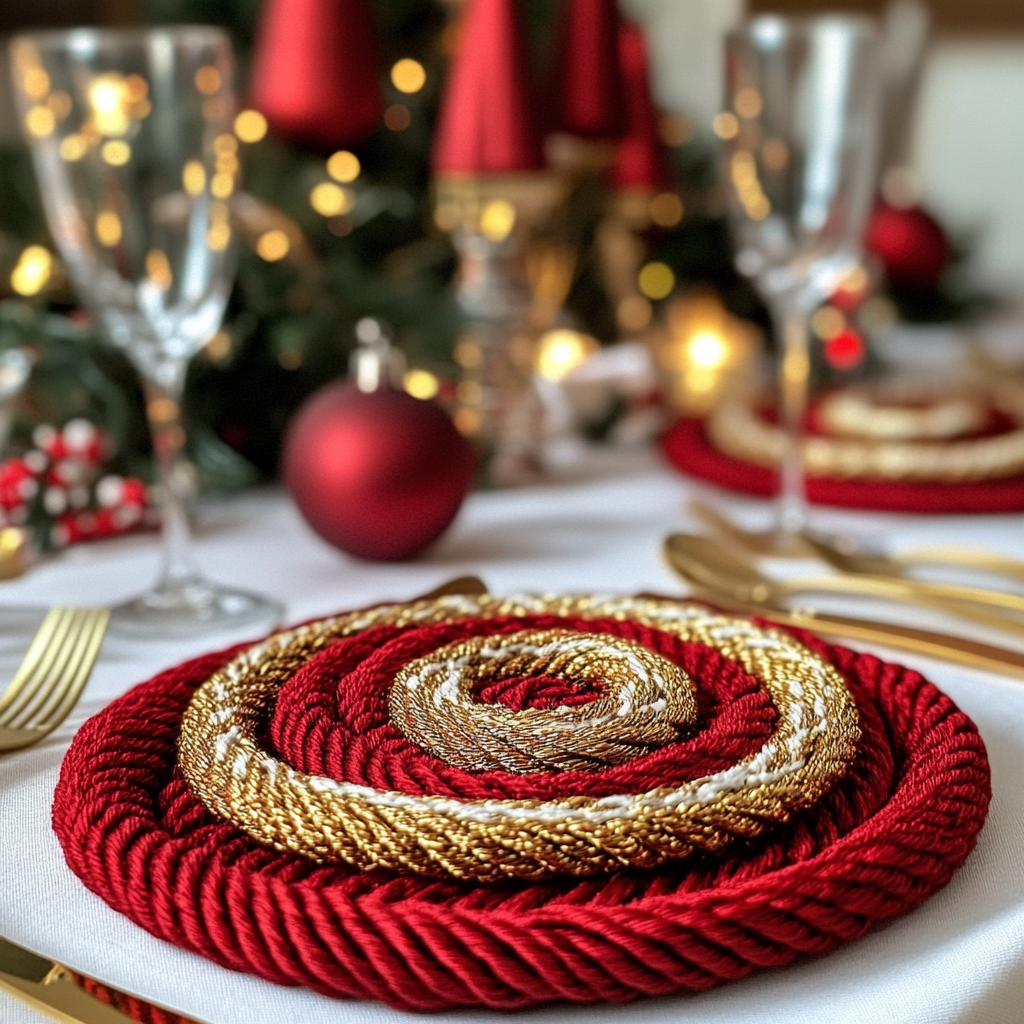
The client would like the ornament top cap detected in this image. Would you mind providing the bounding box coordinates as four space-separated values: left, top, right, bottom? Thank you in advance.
350 318 405 393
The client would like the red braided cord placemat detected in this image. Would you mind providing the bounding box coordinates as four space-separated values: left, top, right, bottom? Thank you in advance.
662 416 1024 513
53 607 989 1013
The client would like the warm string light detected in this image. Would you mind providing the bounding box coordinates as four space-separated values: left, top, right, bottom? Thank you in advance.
256 229 290 262
10 245 52 296
309 182 353 217
730 150 770 220
391 58 426 94
638 261 675 301
404 369 440 400
95 211 122 248
327 150 360 183
234 109 268 143
206 202 231 252
479 200 516 243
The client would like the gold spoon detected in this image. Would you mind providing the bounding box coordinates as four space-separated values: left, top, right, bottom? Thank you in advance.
663 532 1024 637
661 534 1024 680
690 497 1024 584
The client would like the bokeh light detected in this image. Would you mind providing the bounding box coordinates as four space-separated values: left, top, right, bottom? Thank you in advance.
391 58 426 94
10 245 52 296
480 199 516 243
535 329 599 381
712 112 739 140
404 369 440 400
194 66 221 96
101 140 130 165
256 229 290 262
617 296 653 334
638 261 676 300
234 109 268 143
327 150 360 183
650 192 684 228
182 160 206 196
95 211 123 247
384 104 412 131
309 182 353 217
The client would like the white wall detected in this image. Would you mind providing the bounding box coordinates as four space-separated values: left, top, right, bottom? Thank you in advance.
912 39 1024 288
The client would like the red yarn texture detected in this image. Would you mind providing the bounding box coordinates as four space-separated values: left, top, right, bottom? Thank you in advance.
662 415 1024 513
52 610 990 1013
271 615 777 799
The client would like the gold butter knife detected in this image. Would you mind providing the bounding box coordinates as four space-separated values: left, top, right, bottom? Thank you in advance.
0 935 207 1024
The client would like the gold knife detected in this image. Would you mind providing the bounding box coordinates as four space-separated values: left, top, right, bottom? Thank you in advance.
672 586 1024 681
1 935 200 1024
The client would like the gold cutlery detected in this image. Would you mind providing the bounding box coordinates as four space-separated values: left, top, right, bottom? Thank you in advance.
690 497 1024 584
0 607 109 754
665 532 1024 634
662 533 1024 680
0 935 199 1024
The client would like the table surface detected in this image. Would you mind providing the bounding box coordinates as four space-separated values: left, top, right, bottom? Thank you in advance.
2 448 1024 1024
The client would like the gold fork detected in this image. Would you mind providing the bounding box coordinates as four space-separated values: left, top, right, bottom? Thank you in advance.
0 607 109 754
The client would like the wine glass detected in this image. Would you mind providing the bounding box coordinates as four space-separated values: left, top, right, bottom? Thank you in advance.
10 27 282 638
722 15 882 543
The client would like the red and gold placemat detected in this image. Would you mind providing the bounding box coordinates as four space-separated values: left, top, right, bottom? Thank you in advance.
662 415 1024 513
53 594 989 1012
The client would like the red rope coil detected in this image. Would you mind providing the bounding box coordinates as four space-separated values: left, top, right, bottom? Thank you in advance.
52 610 989 1012
662 415 1024 513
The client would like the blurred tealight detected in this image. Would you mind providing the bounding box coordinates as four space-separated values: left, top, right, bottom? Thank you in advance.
535 329 600 382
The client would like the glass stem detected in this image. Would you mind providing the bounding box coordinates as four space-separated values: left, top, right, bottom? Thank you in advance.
142 359 202 594
770 291 812 538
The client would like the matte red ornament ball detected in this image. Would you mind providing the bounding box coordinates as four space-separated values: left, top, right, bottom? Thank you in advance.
282 385 475 561
865 202 951 292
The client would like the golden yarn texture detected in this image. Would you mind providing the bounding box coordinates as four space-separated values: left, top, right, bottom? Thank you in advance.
178 594 860 881
390 627 698 773
708 390 1024 482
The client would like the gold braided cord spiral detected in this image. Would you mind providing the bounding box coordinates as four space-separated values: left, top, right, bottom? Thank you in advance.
707 394 1024 482
178 595 860 881
389 628 698 773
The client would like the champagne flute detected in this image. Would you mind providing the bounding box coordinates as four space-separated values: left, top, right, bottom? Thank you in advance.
10 27 282 638
722 15 882 544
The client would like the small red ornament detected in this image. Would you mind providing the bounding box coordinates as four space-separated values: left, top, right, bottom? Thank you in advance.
866 202 952 292
283 359 475 561
248 0 383 150
824 329 866 371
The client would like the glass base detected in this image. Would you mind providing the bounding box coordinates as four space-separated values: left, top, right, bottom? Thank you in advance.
109 577 285 641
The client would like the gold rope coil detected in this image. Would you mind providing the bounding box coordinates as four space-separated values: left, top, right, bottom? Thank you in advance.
707 392 1024 482
178 595 860 881
389 628 698 773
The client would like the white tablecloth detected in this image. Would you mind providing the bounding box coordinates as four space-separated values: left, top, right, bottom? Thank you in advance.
2 450 1023 1024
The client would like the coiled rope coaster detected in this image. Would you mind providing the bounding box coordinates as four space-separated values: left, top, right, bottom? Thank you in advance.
53 594 990 1012
177 595 858 880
